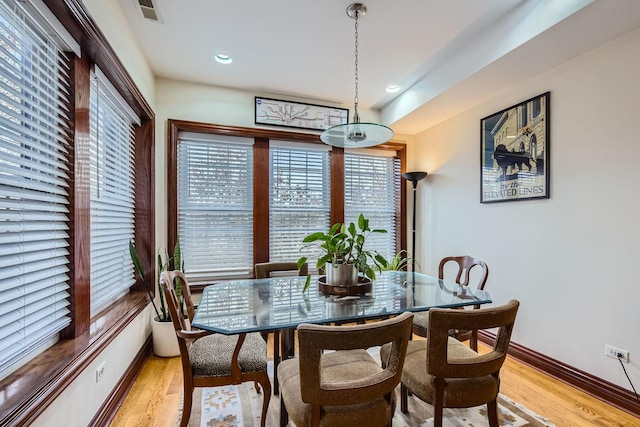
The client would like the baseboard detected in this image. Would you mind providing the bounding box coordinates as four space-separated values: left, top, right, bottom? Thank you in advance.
90 336 153 426
478 331 640 417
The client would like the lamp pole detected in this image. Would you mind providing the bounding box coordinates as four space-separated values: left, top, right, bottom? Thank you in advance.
402 171 427 272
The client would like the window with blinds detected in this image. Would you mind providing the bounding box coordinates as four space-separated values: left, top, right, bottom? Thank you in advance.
269 142 331 268
177 132 254 283
0 0 73 377
89 68 139 315
344 150 400 260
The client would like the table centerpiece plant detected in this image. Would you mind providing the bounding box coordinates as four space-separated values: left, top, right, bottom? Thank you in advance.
297 213 389 292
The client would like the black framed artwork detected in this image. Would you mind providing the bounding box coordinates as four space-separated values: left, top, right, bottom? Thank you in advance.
255 97 349 131
480 92 550 203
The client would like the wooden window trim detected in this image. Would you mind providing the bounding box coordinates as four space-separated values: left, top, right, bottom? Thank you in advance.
167 119 407 291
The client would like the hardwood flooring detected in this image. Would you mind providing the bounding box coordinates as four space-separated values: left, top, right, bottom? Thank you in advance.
110 336 640 426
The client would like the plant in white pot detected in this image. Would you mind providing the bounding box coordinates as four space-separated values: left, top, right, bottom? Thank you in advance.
297 213 389 292
129 240 185 357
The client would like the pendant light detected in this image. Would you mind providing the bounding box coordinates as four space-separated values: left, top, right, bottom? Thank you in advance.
321 3 394 148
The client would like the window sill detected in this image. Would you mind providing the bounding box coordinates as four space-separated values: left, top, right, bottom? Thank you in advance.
0 292 149 426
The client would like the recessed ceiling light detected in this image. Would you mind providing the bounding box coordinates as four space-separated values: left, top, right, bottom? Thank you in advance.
214 53 233 64
385 84 401 93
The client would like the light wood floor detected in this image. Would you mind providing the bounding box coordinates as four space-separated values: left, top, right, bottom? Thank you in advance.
110 336 640 427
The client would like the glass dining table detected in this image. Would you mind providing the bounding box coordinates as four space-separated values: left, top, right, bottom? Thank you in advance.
192 270 492 427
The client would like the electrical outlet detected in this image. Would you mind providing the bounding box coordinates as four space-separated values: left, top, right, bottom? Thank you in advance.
605 345 629 363
95 362 106 382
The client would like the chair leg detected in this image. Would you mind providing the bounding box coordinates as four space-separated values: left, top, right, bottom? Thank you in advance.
470 330 478 351
274 330 280 395
258 374 272 427
433 380 445 427
180 385 193 427
280 390 289 427
487 398 499 427
433 402 443 427
400 383 409 413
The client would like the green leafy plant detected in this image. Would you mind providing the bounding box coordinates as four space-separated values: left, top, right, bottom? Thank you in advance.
129 240 183 322
381 249 420 271
297 213 389 292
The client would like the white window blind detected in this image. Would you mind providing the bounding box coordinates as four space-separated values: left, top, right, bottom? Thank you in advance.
0 0 72 378
177 132 254 283
269 142 331 267
89 68 138 315
344 150 400 260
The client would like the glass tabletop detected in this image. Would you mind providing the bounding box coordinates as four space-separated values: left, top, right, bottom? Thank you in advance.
193 270 492 334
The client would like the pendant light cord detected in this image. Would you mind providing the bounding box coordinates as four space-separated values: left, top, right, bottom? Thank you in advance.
353 10 360 123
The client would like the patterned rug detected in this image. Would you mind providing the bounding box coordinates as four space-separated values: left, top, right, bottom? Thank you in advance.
182 362 555 427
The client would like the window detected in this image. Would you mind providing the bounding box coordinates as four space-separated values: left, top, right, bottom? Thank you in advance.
344 150 400 260
269 141 331 268
177 132 254 283
0 0 154 421
0 0 74 378
89 68 140 315
168 122 406 285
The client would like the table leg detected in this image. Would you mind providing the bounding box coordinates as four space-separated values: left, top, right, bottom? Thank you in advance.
280 394 289 427
273 330 280 395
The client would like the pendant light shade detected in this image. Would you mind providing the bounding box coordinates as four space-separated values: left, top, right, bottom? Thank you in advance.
321 3 394 148
321 121 394 148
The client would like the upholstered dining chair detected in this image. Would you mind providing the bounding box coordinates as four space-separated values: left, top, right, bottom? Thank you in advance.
412 255 489 350
255 261 308 279
254 261 307 395
381 300 519 427
160 270 271 427
277 311 414 427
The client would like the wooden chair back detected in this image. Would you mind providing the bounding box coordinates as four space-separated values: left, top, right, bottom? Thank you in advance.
254 261 308 278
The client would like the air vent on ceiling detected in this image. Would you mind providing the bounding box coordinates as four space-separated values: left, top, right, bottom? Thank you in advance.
135 0 162 23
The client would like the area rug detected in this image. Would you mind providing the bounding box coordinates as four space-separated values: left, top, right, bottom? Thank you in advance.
183 362 555 427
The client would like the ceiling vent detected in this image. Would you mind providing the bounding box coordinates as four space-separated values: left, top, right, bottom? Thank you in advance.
135 0 162 23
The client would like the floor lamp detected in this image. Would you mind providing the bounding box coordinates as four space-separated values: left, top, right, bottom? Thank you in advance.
402 171 427 272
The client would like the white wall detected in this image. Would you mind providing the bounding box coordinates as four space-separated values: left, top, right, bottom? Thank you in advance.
81 0 155 106
412 28 640 391
31 308 153 427
154 77 385 248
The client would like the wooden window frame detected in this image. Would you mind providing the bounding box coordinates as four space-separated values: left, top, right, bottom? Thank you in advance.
167 119 407 292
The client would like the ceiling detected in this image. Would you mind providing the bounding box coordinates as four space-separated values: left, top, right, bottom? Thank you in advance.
116 0 640 135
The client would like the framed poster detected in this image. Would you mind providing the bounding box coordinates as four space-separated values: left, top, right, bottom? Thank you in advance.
255 97 349 131
480 92 550 203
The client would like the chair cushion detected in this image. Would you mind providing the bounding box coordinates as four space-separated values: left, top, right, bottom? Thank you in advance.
189 332 267 377
381 338 498 408
411 311 430 337
412 312 458 338
278 349 396 427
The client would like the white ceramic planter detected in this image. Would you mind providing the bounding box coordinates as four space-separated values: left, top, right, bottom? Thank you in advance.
151 316 189 357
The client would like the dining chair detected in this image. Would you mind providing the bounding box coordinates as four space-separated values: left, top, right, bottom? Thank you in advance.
160 270 271 427
277 311 414 427
255 261 308 279
381 300 519 427
254 261 307 395
412 255 489 350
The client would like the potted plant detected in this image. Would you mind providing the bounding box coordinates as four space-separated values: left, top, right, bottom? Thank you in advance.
381 249 420 271
297 213 389 292
129 240 184 357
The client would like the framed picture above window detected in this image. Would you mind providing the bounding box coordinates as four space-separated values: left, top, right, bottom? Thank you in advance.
480 92 550 203
255 96 348 131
